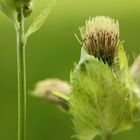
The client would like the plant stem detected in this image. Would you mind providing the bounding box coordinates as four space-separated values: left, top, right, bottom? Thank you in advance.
16 6 27 140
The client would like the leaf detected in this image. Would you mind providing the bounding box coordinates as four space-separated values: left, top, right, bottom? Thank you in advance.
25 0 56 38
52 91 70 101
70 57 134 140
115 42 133 91
0 0 18 23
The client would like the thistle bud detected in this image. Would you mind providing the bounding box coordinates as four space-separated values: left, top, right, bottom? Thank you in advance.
33 79 71 110
80 16 120 65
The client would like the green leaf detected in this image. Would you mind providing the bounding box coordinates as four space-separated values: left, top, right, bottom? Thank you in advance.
52 90 70 102
0 0 18 23
25 0 56 38
70 57 134 140
115 42 133 91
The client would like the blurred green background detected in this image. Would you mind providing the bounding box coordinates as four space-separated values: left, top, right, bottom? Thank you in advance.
0 0 140 140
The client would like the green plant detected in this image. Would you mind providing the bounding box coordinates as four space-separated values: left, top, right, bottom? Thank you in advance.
0 0 55 140
33 16 140 140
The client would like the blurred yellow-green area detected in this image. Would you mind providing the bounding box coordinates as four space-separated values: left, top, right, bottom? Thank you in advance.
0 0 140 140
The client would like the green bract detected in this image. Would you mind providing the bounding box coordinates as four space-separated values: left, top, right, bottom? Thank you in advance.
69 45 139 140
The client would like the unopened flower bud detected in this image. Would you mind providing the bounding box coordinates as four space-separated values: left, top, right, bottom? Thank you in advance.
80 16 120 65
33 79 71 110
22 0 32 17
15 0 32 18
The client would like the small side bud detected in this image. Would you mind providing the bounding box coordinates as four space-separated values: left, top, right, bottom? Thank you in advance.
79 16 120 65
33 79 71 110
15 0 33 19
23 1 32 18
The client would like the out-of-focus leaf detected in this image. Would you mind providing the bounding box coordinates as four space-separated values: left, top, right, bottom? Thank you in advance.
25 0 56 38
0 0 18 23
130 55 140 86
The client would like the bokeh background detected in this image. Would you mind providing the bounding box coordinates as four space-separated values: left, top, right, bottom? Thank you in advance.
0 0 140 140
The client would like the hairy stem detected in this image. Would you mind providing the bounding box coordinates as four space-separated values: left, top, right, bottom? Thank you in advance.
16 6 27 140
